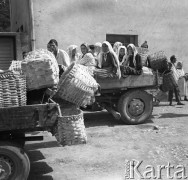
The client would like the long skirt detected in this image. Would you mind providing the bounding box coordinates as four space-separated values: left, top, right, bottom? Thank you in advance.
120 66 142 77
94 67 117 78
178 77 188 97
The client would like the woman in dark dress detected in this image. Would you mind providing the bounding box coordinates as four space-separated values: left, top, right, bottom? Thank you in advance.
121 44 143 77
95 41 121 78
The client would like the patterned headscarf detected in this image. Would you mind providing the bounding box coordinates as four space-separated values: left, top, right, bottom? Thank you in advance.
81 43 90 54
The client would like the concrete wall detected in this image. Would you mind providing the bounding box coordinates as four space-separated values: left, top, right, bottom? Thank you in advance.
10 0 188 71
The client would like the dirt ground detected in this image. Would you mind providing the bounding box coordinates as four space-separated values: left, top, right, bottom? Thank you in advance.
26 100 188 180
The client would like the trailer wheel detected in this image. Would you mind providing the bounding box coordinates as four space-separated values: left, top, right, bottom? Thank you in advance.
0 142 30 180
118 90 153 124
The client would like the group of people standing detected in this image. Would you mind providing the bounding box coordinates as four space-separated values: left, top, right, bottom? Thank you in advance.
46 39 143 79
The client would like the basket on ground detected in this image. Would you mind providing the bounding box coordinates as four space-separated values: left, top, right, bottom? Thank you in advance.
56 108 87 146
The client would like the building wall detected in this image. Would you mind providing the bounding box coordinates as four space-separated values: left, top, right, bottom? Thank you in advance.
10 0 188 71
10 0 31 52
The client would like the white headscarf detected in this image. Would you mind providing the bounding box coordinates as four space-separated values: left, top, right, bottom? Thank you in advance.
113 42 123 55
124 44 138 66
98 41 121 78
67 45 79 62
95 42 102 48
176 61 185 77
117 46 127 66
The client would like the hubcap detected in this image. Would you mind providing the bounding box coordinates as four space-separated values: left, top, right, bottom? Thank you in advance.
128 99 144 116
0 156 14 180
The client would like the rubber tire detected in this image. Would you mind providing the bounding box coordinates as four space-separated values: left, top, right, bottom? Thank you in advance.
0 142 30 180
118 90 153 125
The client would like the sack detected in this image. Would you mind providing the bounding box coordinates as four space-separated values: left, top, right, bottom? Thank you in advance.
147 51 168 73
21 49 59 90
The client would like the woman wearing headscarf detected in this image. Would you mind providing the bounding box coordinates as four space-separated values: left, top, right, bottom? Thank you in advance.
120 43 143 76
176 61 188 101
76 43 96 75
95 41 121 78
67 45 79 63
94 42 102 66
113 42 123 55
117 46 127 66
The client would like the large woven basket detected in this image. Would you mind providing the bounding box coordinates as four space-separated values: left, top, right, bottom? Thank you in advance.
0 71 26 107
56 108 87 146
147 51 168 73
57 63 98 107
160 70 178 92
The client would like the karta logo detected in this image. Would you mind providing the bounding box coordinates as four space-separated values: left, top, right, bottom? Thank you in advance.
124 159 188 179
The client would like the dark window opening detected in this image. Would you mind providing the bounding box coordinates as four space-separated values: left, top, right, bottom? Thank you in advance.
106 34 138 47
0 36 16 70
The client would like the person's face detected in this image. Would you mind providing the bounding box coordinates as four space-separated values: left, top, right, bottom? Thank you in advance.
23 53 27 59
119 48 125 56
49 42 58 53
81 45 88 55
127 46 133 55
94 46 101 53
102 43 109 53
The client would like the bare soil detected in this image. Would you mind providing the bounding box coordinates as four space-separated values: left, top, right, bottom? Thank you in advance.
26 101 188 180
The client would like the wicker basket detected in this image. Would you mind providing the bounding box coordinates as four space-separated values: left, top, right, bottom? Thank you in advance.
0 71 27 107
147 51 168 73
57 63 98 107
56 108 87 146
160 70 178 92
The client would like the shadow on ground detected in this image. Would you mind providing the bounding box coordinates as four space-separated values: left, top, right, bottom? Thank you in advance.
159 113 188 119
26 148 54 180
84 111 153 128
26 140 60 150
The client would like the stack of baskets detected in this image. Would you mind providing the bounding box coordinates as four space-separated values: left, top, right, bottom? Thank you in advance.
57 63 99 107
56 108 87 146
147 51 168 73
9 60 22 73
0 71 27 107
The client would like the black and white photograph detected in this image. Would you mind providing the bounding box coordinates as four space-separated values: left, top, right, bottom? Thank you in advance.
0 0 188 179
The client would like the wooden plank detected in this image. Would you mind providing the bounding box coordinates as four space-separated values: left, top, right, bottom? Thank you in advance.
97 73 156 90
